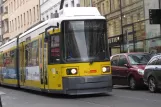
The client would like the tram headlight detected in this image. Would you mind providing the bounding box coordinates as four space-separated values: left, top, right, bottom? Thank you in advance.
66 68 78 75
102 66 110 73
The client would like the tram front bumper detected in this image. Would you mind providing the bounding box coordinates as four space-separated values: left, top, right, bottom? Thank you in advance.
63 75 112 95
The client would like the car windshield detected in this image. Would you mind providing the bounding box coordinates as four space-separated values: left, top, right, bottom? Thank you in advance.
128 54 151 65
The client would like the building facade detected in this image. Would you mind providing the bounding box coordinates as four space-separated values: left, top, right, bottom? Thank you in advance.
1 0 9 43
0 0 2 45
1 0 40 42
81 0 161 55
80 0 92 7
40 0 80 21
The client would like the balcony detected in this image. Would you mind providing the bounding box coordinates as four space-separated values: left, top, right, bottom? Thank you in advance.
1 19 9 32
2 0 7 4
2 13 8 20
2 6 8 20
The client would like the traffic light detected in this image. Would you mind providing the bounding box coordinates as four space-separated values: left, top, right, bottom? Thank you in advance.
149 9 161 24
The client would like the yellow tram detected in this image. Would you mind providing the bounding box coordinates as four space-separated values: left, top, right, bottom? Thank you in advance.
0 7 112 95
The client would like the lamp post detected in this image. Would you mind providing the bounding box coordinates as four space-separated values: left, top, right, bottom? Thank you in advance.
120 0 124 52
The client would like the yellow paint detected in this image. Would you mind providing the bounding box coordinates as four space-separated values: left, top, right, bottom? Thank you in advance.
48 65 63 90
2 46 17 53
47 61 111 90
2 79 18 85
49 29 60 35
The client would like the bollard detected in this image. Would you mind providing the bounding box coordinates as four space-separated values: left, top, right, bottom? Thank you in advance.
0 91 5 107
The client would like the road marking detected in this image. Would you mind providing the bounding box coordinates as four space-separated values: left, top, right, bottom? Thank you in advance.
114 95 161 103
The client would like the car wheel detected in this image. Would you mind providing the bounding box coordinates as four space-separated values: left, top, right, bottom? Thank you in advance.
148 76 158 93
129 77 137 90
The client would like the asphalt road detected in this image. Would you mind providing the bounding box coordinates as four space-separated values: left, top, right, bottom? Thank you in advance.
0 86 161 107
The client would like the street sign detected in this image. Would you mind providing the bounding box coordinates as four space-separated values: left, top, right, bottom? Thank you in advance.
149 9 161 24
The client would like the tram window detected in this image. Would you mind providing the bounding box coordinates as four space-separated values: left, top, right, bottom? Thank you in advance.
64 20 108 62
25 40 39 66
31 40 39 66
49 35 60 64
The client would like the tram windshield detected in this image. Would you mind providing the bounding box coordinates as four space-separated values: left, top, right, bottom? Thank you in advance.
63 20 109 62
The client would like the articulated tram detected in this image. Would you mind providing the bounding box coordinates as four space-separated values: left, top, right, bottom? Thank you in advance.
0 7 112 95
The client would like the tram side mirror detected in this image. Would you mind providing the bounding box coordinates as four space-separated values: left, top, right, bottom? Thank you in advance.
45 23 59 42
45 27 54 42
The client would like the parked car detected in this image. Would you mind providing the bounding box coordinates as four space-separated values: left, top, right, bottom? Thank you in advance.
143 55 161 93
111 52 152 89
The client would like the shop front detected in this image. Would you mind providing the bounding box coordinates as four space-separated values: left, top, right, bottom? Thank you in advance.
108 20 161 56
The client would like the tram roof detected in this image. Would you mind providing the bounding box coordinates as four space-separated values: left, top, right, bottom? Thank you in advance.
0 7 105 50
0 38 17 51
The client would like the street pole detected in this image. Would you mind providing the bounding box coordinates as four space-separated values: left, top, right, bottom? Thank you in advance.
120 0 124 52
126 30 130 53
159 0 161 36
90 0 92 7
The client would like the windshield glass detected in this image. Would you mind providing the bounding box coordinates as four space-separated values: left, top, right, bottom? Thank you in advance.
128 54 151 65
63 20 109 62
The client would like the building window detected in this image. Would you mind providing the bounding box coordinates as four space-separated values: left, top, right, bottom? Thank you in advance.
130 15 133 24
123 15 127 25
24 13 26 26
137 13 140 21
122 0 125 7
10 21 12 32
11 2 13 12
71 0 74 7
20 0 22 5
18 16 20 28
37 5 39 20
30 9 32 23
21 14 23 26
15 18 17 30
102 3 105 14
27 11 29 24
113 21 116 35
106 1 109 8
17 0 19 8
51 13 54 18
9 4 10 13
111 0 115 11
33 7 35 22
117 0 120 8
12 20 14 31
14 0 16 10
65 4 68 7
47 15 49 20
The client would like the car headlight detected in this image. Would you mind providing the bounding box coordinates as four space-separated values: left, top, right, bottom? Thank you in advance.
66 68 77 75
137 69 144 75
102 66 110 73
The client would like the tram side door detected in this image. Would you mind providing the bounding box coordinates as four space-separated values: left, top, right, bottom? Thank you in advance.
43 42 49 90
19 42 25 86
40 33 49 90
